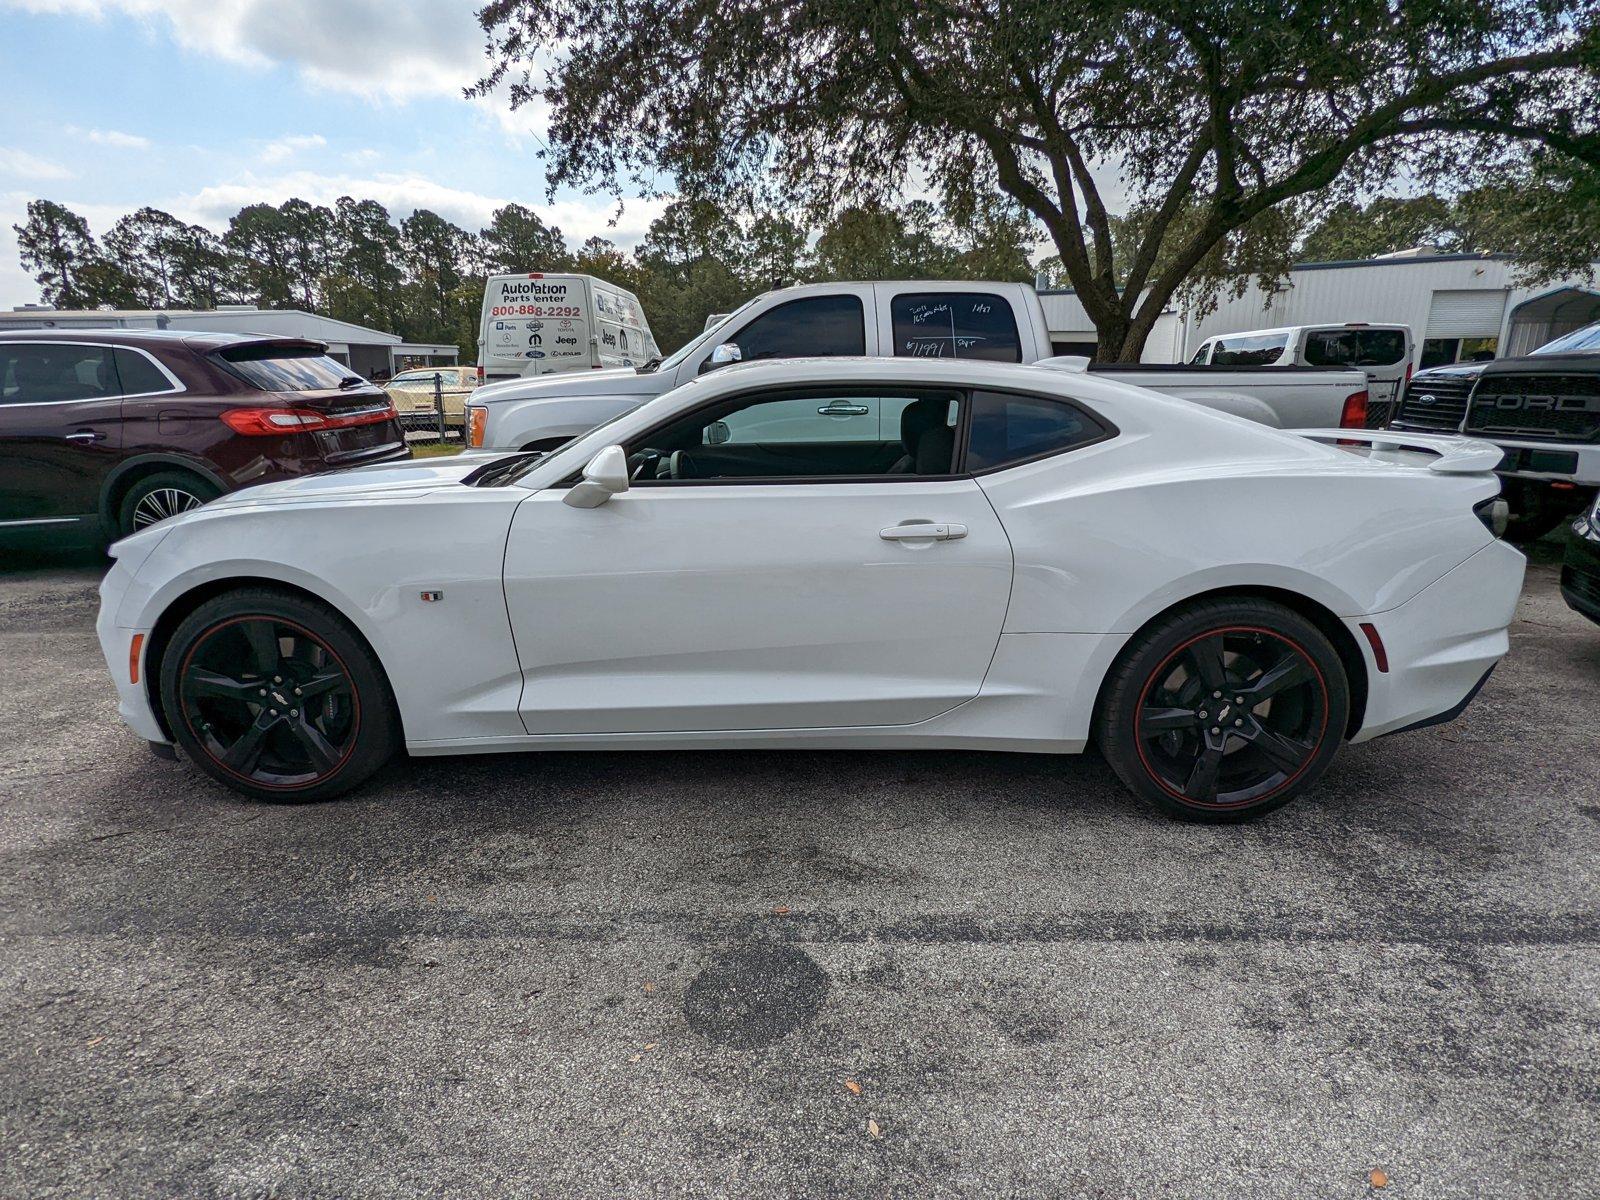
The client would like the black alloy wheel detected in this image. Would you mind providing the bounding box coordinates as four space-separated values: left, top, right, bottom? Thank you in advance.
159 588 398 801
1098 599 1350 821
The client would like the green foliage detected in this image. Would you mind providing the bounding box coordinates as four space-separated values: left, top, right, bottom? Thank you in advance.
474 0 1600 359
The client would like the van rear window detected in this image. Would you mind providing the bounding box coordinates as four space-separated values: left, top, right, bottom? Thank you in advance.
218 345 360 392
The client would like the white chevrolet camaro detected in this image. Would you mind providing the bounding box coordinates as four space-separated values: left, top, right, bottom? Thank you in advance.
97 358 1525 821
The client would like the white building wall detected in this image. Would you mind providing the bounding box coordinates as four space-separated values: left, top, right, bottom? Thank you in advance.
1040 255 1600 365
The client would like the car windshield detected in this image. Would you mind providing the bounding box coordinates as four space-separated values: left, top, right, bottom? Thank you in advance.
1533 322 1600 355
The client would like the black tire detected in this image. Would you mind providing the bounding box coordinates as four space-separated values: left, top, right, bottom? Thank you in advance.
118 470 220 537
158 587 399 802
1503 509 1567 545
1096 598 1350 822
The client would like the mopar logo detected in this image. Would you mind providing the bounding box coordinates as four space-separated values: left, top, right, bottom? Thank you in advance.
529 333 542 347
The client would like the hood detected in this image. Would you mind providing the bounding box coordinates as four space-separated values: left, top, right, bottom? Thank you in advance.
473 365 664 405
1411 361 1490 383
203 452 507 511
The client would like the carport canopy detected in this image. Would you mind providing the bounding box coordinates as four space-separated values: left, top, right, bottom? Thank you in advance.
1503 285 1600 357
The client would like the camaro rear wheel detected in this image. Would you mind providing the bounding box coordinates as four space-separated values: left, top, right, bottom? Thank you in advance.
1097 598 1349 822
158 588 399 802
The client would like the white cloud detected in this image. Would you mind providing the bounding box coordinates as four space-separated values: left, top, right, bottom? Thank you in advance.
1 0 485 101
259 133 327 165
0 148 74 182
70 127 153 150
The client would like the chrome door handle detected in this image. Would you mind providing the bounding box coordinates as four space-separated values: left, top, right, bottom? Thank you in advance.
880 522 968 541
818 403 870 416
64 430 106 444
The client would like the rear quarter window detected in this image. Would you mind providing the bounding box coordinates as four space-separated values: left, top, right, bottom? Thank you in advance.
892 292 1022 362
966 389 1110 471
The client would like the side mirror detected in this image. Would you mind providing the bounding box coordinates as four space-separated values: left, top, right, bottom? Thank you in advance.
705 420 731 445
563 444 631 508
701 342 742 373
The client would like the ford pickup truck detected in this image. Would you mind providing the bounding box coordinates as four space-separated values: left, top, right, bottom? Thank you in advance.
466 280 1371 452
1388 319 1600 540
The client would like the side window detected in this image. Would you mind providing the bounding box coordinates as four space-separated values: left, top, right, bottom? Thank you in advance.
707 295 865 372
112 348 175 396
966 389 1110 472
1211 334 1290 366
1190 343 1213 364
1305 329 1408 368
892 292 1022 362
0 344 116 405
626 388 962 480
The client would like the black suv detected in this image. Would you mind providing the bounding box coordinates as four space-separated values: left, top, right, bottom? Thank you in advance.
0 330 408 543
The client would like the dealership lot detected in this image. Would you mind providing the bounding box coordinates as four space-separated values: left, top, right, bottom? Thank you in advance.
1 543 1596 1198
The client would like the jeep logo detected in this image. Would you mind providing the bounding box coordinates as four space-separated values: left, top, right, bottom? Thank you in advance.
555 335 577 345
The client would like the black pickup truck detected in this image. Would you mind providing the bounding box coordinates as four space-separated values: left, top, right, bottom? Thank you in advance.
1388 320 1600 541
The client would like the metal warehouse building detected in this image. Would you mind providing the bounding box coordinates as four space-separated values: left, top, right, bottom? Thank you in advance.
0 304 457 380
1040 251 1600 367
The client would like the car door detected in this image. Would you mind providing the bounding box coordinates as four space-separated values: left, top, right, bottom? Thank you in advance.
878 286 1026 363
678 288 876 383
0 341 124 530
502 384 1014 735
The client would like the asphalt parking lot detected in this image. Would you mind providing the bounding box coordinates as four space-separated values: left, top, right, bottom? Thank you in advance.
1 540 1597 1199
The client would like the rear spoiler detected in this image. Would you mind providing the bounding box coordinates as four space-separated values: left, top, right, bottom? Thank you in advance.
1294 429 1505 475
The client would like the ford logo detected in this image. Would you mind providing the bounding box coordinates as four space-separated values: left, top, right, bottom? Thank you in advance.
1415 393 1437 405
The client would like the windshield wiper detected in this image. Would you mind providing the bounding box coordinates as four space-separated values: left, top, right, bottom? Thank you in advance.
635 357 662 374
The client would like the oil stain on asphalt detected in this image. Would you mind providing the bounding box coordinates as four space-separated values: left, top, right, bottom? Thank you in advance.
683 943 830 1049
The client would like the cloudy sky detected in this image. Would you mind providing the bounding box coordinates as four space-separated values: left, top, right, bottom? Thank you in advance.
0 0 669 308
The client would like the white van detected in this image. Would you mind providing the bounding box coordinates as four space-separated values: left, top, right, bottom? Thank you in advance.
477 273 660 382
1190 323 1414 412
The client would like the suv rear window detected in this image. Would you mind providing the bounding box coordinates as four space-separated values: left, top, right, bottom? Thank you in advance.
1304 329 1407 367
218 345 361 392
892 293 1022 362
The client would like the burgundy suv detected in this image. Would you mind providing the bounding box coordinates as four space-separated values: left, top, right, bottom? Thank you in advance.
0 330 409 542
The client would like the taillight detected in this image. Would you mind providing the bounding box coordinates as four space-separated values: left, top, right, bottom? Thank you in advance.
220 402 397 436
475 364 484 384
1339 389 1369 429
468 405 487 448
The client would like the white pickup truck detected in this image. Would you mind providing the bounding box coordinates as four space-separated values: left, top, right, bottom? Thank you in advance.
466 281 1371 451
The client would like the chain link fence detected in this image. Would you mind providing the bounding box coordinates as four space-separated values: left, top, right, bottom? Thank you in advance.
385 371 469 451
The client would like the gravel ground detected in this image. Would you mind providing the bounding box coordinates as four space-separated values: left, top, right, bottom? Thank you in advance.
1 539 1597 1199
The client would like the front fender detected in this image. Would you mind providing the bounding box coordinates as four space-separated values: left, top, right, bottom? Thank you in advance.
111 488 530 745
487 393 649 449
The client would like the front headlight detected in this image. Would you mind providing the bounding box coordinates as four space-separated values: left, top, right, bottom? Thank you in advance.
467 404 488 448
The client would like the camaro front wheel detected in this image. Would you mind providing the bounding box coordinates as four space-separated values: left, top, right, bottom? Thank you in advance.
158 588 399 802
1097 598 1350 822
